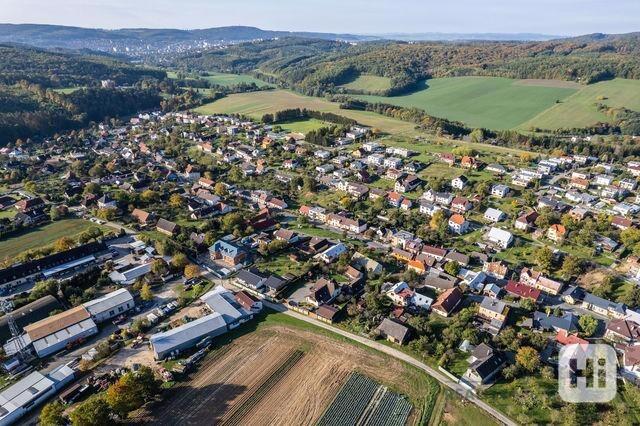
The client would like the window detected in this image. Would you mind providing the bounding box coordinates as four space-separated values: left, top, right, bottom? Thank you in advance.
118 306 124 312
109 310 114 316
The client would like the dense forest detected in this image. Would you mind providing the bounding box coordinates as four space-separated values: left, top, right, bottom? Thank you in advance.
0 44 170 145
0 44 166 87
178 34 640 96
0 84 162 145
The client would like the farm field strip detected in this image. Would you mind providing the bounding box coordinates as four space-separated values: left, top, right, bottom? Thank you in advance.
219 349 305 426
366 391 413 426
317 372 412 426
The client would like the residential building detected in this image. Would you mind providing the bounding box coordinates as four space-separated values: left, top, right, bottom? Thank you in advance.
376 318 410 345
485 227 514 249
431 287 463 317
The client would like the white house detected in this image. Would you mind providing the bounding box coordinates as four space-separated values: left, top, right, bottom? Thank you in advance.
491 184 510 198
484 208 506 223
485 227 514 249
316 243 347 263
451 176 469 190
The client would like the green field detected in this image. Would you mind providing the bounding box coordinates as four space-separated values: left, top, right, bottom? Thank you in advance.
278 118 328 134
520 78 640 130
194 89 420 135
168 70 271 88
52 87 85 94
356 77 580 130
0 219 107 262
340 74 393 93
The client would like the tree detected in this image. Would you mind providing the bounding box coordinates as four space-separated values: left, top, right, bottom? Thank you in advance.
214 182 228 196
168 193 184 208
140 283 153 302
534 246 554 273
429 210 446 230
443 261 460 277
54 236 75 252
520 298 536 311
560 255 583 279
184 264 200 279
104 367 160 417
621 285 640 308
302 176 316 193
171 253 189 270
70 396 112 426
40 401 66 426
140 190 159 204
151 259 168 276
516 346 540 372
30 279 59 300
579 315 598 337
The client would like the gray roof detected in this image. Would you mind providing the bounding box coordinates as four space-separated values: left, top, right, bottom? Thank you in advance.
480 297 507 315
533 311 579 332
377 318 410 342
150 313 227 356
200 288 251 325
83 288 134 316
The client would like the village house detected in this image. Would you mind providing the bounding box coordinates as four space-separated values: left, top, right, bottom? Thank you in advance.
547 224 567 243
209 240 247 267
451 197 473 214
131 208 155 225
431 287 464 317
485 227 514 249
155 218 179 236
451 175 469 190
448 214 470 234
515 211 539 232
520 267 564 295
484 208 506 223
604 318 640 343
478 297 509 334
376 318 410 345
491 184 510 198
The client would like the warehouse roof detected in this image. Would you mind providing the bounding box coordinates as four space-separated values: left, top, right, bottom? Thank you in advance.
0 371 53 419
83 288 134 316
24 306 91 341
149 312 227 355
0 296 62 343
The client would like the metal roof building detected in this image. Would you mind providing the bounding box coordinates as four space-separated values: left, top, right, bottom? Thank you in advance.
0 364 74 426
0 296 63 343
149 312 227 360
23 306 98 358
83 288 135 323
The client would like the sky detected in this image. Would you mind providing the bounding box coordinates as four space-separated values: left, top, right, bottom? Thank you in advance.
1 0 639 36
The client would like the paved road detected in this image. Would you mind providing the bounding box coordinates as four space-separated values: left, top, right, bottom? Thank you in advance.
261 300 517 426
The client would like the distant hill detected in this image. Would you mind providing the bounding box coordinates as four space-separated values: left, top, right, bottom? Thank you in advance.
0 24 572 58
0 24 376 57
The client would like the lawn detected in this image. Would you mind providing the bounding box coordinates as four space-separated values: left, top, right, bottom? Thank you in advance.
339 74 393 93
520 78 640 130
52 87 85 94
0 219 106 262
356 77 579 130
194 89 420 136
277 118 328 134
433 389 499 426
256 252 307 277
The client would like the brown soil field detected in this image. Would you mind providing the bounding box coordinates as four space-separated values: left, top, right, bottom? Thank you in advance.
132 323 433 425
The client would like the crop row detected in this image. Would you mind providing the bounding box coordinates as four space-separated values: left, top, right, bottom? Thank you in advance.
365 392 413 426
221 350 305 426
317 373 380 426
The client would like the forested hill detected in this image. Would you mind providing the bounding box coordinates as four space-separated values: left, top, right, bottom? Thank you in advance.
0 44 168 145
0 44 166 87
177 34 640 96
